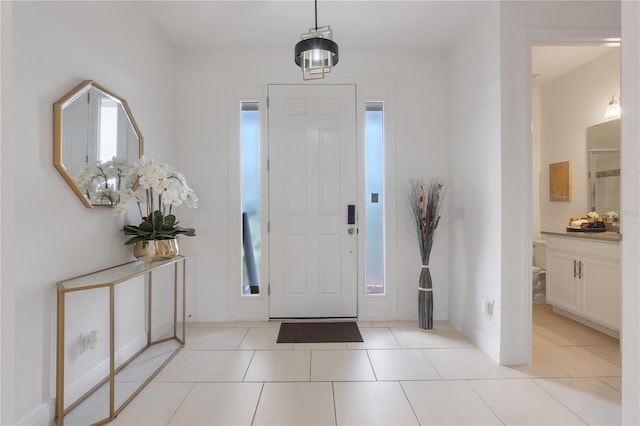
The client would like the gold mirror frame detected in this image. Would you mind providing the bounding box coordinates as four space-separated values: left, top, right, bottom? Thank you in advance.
53 80 144 208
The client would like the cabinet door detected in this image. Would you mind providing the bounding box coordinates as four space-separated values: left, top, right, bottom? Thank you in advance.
580 257 621 330
546 250 580 314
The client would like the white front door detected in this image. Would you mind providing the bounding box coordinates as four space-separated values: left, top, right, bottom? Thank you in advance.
268 84 357 318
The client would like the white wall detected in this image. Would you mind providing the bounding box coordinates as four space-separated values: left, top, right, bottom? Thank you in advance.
621 1 640 422
448 2 503 360
532 86 542 240
4 2 176 423
173 46 451 323
539 49 620 233
1 2 16 424
499 0 620 365
448 0 621 365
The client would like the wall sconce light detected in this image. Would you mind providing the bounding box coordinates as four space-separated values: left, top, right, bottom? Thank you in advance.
294 0 339 80
604 95 621 119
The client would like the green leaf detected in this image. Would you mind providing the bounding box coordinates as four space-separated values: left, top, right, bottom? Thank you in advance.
152 210 164 229
124 235 147 245
139 221 154 232
174 226 196 236
123 225 149 236
164 214 176 227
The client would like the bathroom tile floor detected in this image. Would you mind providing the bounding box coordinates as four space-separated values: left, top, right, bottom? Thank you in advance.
108 303 621 425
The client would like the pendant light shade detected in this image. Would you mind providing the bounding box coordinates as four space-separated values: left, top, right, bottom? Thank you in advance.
294 0 339 80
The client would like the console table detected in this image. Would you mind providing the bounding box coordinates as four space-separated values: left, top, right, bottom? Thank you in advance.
55 256 186 425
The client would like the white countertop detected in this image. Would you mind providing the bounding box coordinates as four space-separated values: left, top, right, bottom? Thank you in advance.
541 230 622 242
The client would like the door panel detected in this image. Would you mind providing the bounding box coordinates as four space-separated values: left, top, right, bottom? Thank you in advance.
546 249 580 314
269 85 357 318
580 257 621 330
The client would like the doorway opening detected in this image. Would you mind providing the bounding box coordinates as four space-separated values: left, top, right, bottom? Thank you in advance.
530 44 621 380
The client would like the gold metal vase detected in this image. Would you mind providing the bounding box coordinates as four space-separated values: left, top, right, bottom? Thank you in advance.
133 239 179 262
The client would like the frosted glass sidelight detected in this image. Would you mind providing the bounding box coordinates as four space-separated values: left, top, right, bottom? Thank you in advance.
365 103 385 295
241 104 262 295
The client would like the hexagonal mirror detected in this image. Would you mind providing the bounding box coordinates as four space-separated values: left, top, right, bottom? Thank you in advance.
54 80 143 207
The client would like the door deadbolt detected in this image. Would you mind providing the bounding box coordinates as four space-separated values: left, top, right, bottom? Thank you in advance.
347 204 356 224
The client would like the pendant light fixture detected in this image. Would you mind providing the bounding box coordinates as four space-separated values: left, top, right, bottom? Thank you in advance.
604 95 621 119
294 0 339 80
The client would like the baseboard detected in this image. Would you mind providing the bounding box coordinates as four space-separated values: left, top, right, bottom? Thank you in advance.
552 306 620 339
16 402 54 426
499 343 532 365
468 327 501 363
185 308 230 322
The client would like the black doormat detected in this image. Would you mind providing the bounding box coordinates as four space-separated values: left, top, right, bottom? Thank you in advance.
276 321 363 343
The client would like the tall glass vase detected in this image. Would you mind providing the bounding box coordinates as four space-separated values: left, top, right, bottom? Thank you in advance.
418 253 433 330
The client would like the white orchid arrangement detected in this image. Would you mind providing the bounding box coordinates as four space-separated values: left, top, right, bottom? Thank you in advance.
75 158 129 206
115 157 198 245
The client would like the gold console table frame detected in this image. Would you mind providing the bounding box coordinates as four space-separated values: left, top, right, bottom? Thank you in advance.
55 256 186 425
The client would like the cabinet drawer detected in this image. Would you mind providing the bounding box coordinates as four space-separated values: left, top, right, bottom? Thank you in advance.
545 236 619 262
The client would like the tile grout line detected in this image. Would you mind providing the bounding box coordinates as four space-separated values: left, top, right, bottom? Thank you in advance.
530 378 591 425
464 379 506 426
237 327 251 350
388 327 404 348
419 348 443 380
164 382 196 426
331 382 338 426
242 350 258 382
398 381 421 425
597 376 623 393
364 349 378 381
249 382 265 425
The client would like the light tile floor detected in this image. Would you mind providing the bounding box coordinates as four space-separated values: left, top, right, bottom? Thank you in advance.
109 304 621 425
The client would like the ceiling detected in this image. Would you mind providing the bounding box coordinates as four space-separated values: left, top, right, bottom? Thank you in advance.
131 1 616 85
131 1 487 52
532 45 616 87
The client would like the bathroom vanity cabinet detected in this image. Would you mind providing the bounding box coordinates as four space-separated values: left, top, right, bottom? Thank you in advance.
544 232 620 333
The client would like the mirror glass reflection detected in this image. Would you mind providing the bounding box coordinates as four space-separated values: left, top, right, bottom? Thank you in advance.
586 118 620 215
54 81 143 207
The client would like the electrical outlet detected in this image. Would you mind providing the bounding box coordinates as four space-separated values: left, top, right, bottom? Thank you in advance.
82 330 98 350
481 298 495 317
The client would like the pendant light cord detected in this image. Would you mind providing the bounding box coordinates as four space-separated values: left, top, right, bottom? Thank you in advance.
314 0 318 30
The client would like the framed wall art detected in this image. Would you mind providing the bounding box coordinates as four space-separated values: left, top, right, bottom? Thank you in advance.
549 161 572 201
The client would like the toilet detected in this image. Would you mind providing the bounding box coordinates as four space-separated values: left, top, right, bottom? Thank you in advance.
532 240 547 303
